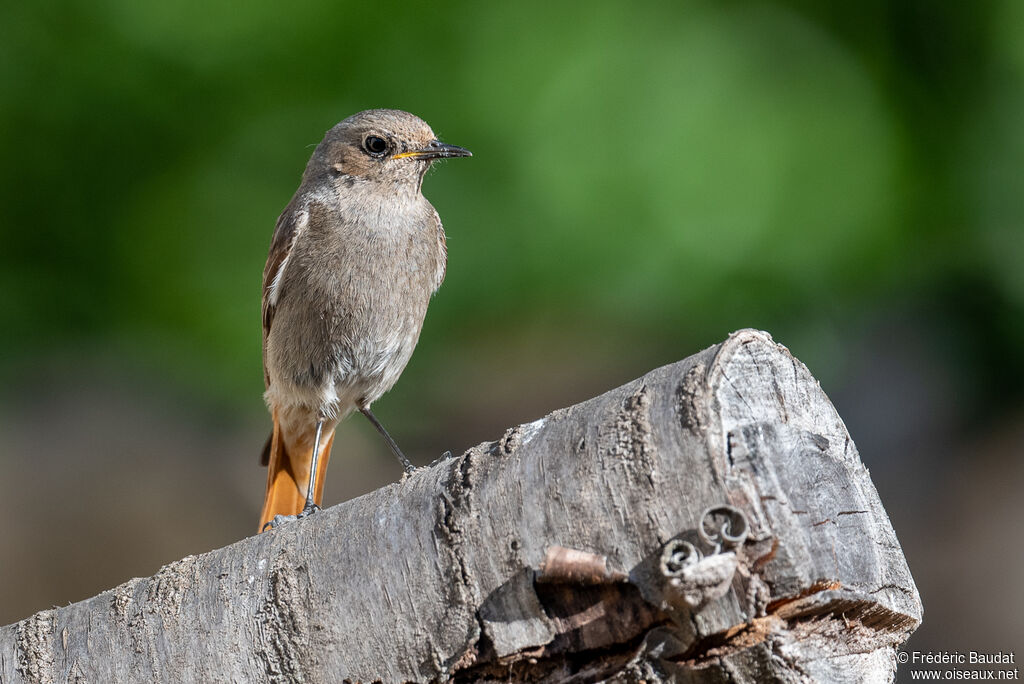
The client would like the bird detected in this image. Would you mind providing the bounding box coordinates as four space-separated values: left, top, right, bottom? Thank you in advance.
258 109 471 532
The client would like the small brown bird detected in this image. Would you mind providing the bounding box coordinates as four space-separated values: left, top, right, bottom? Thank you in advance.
258 109 470 531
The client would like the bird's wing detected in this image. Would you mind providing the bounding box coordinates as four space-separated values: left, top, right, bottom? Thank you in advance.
262 198 310 389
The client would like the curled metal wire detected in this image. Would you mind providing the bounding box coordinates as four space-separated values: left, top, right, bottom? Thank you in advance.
660 539 702 577
699 505 749 554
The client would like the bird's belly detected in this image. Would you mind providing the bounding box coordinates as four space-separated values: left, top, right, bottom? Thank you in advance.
265 294 426 415
329 323 421 401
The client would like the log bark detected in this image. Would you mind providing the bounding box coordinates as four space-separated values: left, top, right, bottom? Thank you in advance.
0 329 922 683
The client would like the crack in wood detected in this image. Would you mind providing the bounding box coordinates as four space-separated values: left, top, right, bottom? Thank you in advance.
254 557 311 683
15 610 55 684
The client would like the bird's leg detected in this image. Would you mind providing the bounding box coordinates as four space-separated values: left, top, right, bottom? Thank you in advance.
299 417 325 516
359 406 416 473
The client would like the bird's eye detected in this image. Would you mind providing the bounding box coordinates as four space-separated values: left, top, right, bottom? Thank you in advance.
363 135 389 156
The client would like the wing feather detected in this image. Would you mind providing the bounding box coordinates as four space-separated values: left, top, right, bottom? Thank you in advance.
262 198 310 389
431 206 447 291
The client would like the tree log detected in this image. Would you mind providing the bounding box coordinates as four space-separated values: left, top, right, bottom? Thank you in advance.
0 329 922 683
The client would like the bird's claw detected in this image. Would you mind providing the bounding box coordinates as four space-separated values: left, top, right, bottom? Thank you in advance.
298 502 321 518
261 503 321 531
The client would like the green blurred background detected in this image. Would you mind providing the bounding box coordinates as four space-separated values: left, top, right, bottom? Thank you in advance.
1 0 1021 671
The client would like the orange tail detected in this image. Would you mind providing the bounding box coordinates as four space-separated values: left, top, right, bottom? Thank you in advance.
258 409 335 531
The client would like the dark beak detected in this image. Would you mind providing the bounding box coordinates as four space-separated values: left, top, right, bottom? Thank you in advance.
394 140 472 161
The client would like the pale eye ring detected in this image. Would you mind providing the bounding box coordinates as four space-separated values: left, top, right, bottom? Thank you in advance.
363 135 388 156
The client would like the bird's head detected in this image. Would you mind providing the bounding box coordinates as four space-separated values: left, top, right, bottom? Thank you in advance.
307 109 471 190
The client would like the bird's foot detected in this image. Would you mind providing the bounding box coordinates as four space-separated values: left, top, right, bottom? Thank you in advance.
261 503 321 531
298 502 321 518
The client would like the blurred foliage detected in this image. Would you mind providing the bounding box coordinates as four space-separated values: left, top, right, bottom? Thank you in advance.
0 0 1021 413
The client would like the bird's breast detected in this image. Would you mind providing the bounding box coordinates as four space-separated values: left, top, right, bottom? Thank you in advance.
266 194 442 407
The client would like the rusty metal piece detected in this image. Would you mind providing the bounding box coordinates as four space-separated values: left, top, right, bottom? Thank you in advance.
536 546 627 584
